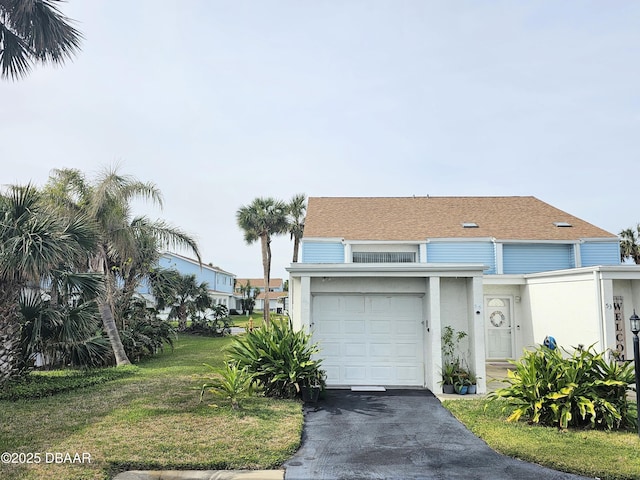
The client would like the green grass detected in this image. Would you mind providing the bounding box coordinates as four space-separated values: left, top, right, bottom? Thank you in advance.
443 398 640 480
0 335 303 480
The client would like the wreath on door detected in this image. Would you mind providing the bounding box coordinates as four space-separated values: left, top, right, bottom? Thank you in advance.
489 310 506 327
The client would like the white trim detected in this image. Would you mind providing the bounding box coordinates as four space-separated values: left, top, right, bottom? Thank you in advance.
301 237 344 243
345 239 428 245
287 263 486 277
495 243 504 274
494 239 580 245
426 237 495 243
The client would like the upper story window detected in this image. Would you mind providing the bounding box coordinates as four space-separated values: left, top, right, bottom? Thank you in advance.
352 252 416 263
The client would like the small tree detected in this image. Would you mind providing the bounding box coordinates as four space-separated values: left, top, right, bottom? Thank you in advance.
620 225 640 264
239 281 258 315
236 198 288 326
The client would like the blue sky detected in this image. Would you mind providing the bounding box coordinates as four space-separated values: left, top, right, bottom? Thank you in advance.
1 1 639 280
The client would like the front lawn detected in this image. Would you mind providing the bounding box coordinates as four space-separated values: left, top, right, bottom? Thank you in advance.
443 398 640 480
0 335 303 480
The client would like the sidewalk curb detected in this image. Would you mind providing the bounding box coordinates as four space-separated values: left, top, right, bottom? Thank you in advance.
113 470 284 480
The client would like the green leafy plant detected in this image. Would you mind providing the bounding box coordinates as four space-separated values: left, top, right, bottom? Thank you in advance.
0 366 138 400
440 325 469 387
200 361 257 410
226 318 325 399
119 316 176 363
489 344 636 430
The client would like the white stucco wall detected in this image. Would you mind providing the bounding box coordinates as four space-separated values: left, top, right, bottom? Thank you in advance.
526 273 601 353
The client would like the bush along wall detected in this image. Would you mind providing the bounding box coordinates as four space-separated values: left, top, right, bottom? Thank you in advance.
490 344 636 430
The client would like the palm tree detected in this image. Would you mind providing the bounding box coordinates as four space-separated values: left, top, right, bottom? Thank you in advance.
236 197 288 326
0 0 82 80
0 184 96 383
288 193 307 263
620 225 640 264
43 166 201 365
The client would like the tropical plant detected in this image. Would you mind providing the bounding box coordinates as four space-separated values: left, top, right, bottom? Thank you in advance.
440 325 469 387
116 295 176 362
287 193 307 263
0 0 82 80
200 361 257 410
238 280 258 315
490 344 636 430
163 273 210 330
43 166 201 365
0 184 97 383
236 197 288 326
620 225 640 264
226 318 325 399
19 273 110 369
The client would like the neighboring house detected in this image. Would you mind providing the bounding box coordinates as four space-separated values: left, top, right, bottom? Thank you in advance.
138 252 236 307
235 278 287 313
287 196 640 394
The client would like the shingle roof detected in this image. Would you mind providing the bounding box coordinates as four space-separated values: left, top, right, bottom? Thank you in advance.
303 196 616 241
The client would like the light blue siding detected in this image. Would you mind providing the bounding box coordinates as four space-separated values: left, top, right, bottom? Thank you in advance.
580 241 620 266
426 242 495 273
503 244 574 274
159 255 234 294
302 241 344 263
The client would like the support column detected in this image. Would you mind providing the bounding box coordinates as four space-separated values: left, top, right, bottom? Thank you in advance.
301 276 311 331
427 276 442 393
471 276 487 394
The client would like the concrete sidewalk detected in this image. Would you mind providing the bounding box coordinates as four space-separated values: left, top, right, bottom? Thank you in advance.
114 470 284 480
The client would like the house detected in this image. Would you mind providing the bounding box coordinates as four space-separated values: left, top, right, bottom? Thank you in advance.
286 196 640 394
138 252 236 308
235 278 287 313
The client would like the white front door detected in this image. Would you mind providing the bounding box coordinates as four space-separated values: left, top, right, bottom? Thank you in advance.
485 296 513 359
312 294 425 386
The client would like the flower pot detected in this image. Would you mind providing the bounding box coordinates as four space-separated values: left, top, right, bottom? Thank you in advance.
455 385 468 395
467 384 477 394
443 384 455 394
301 385 321 403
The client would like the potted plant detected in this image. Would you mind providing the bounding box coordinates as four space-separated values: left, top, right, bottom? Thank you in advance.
440 326 469 394
467 371 478 394
440 362 457 394
300 369 326 403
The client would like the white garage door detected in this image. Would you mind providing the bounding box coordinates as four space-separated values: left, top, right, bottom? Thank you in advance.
312 294 425 387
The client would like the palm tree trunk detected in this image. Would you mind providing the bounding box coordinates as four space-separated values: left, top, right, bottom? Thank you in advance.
94 250 131 365
0 286 24 384
292 237 300 263
98 300 131 365
261 234 271 327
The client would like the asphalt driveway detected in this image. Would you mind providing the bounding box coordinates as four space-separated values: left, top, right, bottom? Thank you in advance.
284 389 593 480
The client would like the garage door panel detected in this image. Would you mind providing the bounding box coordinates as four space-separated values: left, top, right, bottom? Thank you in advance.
369 319 388 334
344 366 367 382
397 366 421 382
345 343 367 358
370 343 393 359
344 296 366 313
370 366 394 382
318 341 341 357
344 319 366 334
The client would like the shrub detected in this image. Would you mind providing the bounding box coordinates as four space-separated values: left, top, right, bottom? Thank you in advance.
225 318 325 399
490 344 636 430
0 366 138 400
119 317 176 363
200 361 257 410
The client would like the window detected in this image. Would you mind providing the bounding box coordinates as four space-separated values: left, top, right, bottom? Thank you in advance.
352 252 416 263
